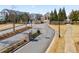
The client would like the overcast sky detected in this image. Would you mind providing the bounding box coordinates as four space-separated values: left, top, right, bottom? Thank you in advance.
0 5 79 15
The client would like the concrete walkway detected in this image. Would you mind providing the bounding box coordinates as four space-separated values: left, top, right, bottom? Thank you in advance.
64 24 76 53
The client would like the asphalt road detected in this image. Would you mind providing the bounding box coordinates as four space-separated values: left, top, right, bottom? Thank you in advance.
0 23 55 53
14 23 55 53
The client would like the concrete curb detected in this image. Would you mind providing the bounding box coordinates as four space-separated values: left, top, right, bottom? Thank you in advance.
45 25 59 53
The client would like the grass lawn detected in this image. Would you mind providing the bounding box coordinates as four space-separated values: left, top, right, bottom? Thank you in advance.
48 24 66 53
72 25 79 52
48 24 79 53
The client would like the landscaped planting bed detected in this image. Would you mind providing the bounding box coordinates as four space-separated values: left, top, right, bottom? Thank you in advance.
1 39 28 53
29 30 41 41
0 27 31 40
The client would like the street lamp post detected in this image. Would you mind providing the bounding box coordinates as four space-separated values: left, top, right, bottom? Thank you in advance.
59 19 61 38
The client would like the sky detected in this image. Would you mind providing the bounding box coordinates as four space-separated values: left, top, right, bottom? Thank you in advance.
0 5 79 15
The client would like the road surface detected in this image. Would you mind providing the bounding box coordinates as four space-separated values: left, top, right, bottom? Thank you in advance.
14 23 55 53
0 23 55 53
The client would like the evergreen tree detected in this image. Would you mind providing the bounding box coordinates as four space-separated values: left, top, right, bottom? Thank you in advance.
58 8 63 21
69 10 79 22
62 8 67 19
50 11 54 21
53 9 58 21
58 8 67 21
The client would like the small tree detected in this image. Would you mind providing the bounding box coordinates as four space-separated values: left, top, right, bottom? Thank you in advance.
20 13 29 24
